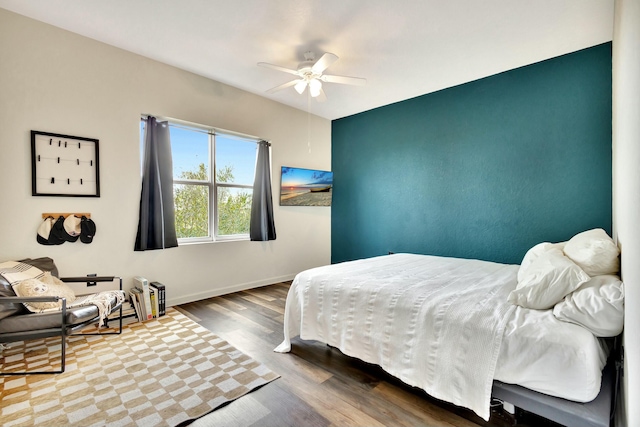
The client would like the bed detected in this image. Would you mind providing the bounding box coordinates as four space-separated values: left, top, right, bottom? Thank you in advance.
275 229 624 425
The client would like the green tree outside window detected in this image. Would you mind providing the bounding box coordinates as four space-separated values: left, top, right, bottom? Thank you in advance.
174 163 251 238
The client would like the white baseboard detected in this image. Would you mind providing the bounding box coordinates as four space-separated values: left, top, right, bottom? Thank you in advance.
166 274 296 307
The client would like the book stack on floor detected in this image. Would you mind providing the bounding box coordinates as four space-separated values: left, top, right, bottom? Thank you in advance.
130 276 166 321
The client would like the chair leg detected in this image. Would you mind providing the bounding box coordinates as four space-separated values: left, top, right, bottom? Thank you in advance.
60 329 66 373
0 332 66 375
77 305 124 337
1 305 124 376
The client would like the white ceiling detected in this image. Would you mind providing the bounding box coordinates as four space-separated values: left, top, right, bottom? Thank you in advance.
0 0 613 120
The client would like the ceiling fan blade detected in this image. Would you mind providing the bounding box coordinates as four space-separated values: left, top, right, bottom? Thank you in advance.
320 74 367 86
258 62 299 76
311 53 339 74
267 79 302 94
315 88 327 103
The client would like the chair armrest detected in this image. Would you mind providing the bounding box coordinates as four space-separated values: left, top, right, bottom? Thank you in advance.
61 276 116 282
60 276 122 296
0 296 67 326
0 296 64 303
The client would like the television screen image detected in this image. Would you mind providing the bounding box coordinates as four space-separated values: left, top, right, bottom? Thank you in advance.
280 166 333 206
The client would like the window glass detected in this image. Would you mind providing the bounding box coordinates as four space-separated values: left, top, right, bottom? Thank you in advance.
215 134 256 185
171 126 209 180
217 186 252 235
174 184 209 239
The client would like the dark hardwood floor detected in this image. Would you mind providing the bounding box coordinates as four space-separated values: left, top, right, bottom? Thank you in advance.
177 281 495 427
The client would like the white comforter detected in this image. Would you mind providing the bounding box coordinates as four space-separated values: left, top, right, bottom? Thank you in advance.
275 253 519 421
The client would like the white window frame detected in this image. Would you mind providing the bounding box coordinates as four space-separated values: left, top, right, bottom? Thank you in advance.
141 116 259 244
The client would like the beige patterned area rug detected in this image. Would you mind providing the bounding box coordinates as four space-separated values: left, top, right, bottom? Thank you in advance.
0 308 279 426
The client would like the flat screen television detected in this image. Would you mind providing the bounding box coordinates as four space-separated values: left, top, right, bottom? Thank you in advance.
280 166 333 206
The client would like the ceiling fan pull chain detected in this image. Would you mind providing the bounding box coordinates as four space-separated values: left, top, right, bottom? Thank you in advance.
308 90 312 154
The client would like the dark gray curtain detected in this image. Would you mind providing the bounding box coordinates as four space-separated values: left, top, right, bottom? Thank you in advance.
250 140 276 241
135 116 178 251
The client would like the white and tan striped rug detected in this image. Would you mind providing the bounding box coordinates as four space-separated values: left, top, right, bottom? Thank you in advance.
0 309 279 426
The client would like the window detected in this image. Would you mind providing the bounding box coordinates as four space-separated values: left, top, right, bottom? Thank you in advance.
141 117 257 242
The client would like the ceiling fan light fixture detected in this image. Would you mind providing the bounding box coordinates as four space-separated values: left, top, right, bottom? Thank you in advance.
309 78 322 97
294 80 308 94
258 51 365 101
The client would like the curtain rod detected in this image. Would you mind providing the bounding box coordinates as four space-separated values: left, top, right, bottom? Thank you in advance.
140 115 269 144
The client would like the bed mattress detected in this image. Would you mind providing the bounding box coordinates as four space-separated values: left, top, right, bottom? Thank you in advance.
496 303 608 402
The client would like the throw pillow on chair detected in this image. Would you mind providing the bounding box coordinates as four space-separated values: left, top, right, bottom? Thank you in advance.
12 272 77 311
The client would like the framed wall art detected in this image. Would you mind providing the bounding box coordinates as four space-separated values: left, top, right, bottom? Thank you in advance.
31 130 100 197
280 166 333 206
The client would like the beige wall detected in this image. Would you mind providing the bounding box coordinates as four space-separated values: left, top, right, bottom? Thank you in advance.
613 1 640 426
0 8 332 306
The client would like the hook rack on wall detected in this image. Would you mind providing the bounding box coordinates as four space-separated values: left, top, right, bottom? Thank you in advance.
42 212 91 219
37 213 96 245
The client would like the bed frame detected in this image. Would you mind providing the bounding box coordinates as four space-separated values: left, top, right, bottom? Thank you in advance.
285 254 622 426
492 337 621 427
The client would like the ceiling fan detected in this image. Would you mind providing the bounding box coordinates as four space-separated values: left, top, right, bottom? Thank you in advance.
258 51 366 102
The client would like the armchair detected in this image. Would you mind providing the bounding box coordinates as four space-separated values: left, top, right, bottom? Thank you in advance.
0 257 124 375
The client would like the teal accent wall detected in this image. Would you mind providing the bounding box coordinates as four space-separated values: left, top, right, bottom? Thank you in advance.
331 43 612 265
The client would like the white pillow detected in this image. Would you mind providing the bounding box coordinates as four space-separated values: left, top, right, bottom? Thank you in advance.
508 248 590 310
518 241 566 283
12 272 77 312
553 275 624 337
563 228 620 276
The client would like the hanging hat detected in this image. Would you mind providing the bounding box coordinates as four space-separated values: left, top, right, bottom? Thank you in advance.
37 217 54 245
80 216 96 243
48 216 66 245
62 215 81 242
